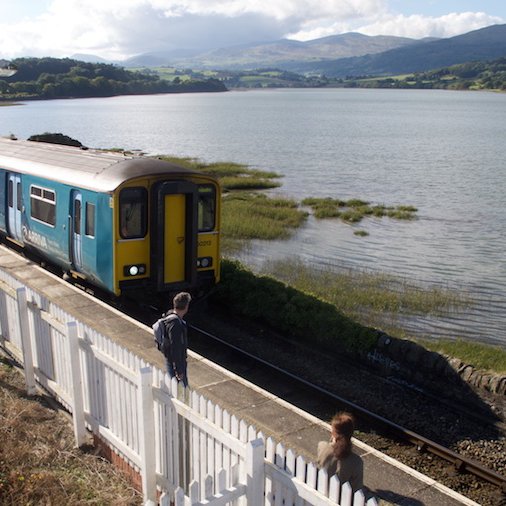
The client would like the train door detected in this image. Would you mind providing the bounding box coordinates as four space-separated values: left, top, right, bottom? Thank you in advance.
152 181 198 291
7 173 23 243
71 191 83 270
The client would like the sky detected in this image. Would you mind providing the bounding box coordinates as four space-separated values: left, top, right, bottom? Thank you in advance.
0 0 505 61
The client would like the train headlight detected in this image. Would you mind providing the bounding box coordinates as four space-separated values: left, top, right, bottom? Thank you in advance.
197 257 212 268
124 264 146 277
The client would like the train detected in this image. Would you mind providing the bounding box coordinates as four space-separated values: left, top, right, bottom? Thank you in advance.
0 136 220 298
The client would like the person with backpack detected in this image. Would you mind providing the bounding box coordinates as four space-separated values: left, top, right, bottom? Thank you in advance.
154 292 192 387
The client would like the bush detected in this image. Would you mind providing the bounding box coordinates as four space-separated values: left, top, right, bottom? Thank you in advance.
211 260 378 356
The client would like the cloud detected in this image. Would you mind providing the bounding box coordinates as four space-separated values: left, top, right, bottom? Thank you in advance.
0 1 503 60
0 0 389 59
355 12 505 39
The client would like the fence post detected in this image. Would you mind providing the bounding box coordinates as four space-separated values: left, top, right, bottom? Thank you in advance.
137 366 157 505
246 438 265 505
66 321 87 447
16 287 36 395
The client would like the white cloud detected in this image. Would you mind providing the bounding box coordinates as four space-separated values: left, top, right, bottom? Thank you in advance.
355 12 505 39
0 1 503 60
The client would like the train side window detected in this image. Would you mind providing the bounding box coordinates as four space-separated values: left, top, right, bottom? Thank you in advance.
198 185 216 232
85 202 95 237
30 185 56 226
119 187 147 239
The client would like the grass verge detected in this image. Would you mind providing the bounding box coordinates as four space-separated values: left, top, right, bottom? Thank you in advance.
418 338 506 374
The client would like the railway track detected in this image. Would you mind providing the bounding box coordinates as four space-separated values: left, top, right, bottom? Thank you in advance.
181 320 506 504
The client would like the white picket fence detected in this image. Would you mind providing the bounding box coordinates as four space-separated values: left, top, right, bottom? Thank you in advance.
0 264 377 506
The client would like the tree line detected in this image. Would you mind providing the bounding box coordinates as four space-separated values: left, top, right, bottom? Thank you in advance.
0 57 227 100
343 57 506 91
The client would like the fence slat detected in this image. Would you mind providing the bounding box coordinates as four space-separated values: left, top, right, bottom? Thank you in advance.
353 489 366 506
16 287 36 395
246 439 265 505
329 475 340 502
317 467 329 497
66 321 87 447
341 482 353 506
137 366 157 504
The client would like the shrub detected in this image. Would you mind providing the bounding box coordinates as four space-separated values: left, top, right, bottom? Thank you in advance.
211 260 379 356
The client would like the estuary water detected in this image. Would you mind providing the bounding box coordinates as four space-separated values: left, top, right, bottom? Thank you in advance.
1 88 505 345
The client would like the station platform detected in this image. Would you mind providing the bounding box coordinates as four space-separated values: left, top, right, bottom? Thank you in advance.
0 244 480 506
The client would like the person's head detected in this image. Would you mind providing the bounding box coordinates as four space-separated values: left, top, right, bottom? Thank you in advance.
173 292 191 315
330 411 355 459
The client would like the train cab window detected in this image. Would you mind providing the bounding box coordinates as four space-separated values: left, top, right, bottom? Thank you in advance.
198 185 216 232
119 187 147 239
85 202 95 237
30 185 56 226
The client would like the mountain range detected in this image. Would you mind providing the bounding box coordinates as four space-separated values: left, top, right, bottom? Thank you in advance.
123 32 425 69
74 23 506 78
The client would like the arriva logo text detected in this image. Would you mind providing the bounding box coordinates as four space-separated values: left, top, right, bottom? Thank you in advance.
23 226 48 249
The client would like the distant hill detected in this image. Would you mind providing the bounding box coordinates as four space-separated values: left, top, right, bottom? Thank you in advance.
123 49 203 68
286 23 506 77
70 53 112 64
125 33 421 69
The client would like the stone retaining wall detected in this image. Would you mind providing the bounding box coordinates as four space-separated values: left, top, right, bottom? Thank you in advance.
365 333 506 403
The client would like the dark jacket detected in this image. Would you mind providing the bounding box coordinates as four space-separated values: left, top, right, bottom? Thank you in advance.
317 441 364 492
162 310 188 377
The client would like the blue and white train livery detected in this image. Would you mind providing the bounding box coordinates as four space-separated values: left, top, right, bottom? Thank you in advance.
0 137 220 297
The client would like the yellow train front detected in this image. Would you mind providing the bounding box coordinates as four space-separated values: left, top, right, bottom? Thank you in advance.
115 159 221 298
0 138 220 298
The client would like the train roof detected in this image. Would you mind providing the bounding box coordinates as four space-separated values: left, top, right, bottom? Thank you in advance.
0 137 211 192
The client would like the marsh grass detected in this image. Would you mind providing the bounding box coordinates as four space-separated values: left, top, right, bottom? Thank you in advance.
222 193 307 241
262 259 469 329
302 197 418 223
219 176 281 190
418 338 506 374
158 156 281 190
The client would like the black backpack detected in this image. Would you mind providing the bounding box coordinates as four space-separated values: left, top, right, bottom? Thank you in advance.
152 313 179 353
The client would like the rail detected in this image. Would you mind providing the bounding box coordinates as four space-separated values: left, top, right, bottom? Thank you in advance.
190 324 506 494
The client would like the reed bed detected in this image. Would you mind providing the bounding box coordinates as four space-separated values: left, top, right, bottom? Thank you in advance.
302 197 418 223
222 193 307 241
158 156 281 190
262 259 469 331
